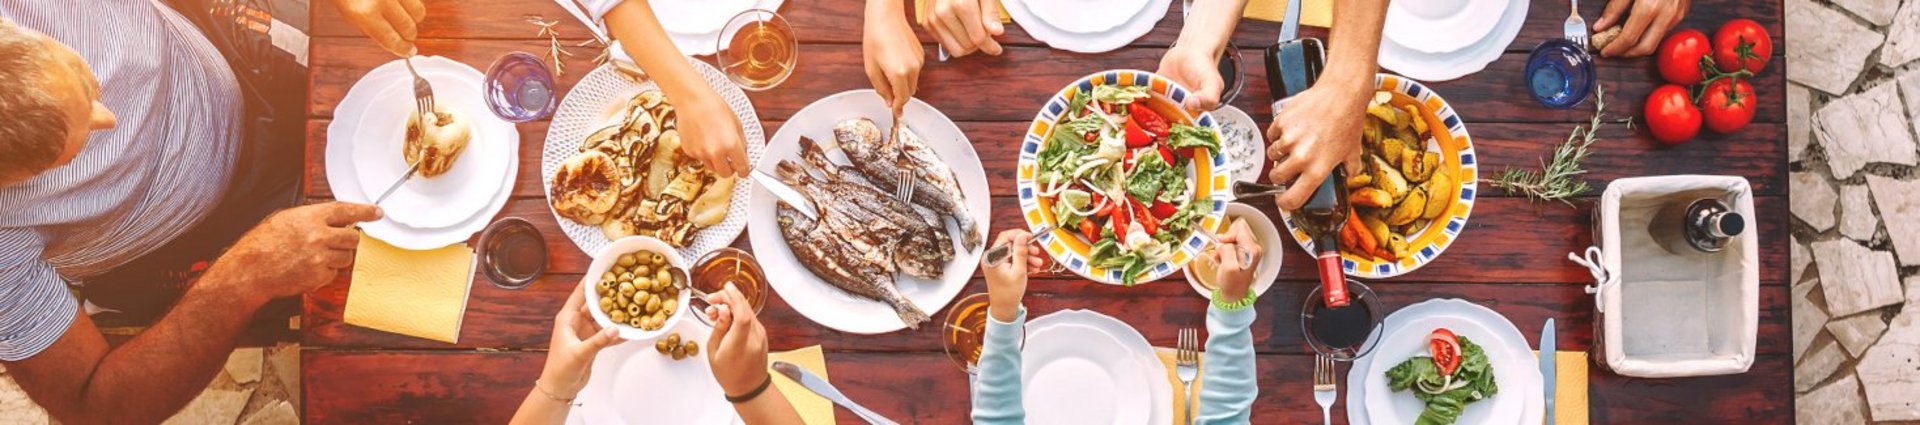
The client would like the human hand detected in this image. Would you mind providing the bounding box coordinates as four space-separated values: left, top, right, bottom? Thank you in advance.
205 202 381 302
1592 0 1693 58
538 284 624 399
329 0 425 57
863 2 925 114
982 230 1043 322
1158 44 1225 111
676 91 750 177
918 0 1005 59
1212 220 1262 301
1265 85 1367 210
705 283 771 397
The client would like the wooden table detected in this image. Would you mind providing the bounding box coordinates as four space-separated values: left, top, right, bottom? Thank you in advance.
301 1 1790 422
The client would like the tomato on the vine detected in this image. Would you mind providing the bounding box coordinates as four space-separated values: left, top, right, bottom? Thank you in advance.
1644 84 1702 144
1712 19 1772 75
1657 29 1713 85
1701 78 1757 134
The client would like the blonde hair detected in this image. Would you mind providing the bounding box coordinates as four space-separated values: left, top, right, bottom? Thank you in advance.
0 17 69 183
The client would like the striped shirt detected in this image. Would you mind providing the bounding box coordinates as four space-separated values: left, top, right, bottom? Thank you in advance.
0 0 240 361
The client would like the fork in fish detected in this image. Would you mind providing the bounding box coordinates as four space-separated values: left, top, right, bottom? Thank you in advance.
403 53 436 120
1176 328 1200 425
1564 0 1589 49
890 114 917 203
1313 354 1337 425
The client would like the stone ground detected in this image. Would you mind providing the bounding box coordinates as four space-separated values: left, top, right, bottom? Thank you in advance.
1791 0 1920 423
0 336 300 424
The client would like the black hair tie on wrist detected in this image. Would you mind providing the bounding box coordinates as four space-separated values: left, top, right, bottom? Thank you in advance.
725 374 774 404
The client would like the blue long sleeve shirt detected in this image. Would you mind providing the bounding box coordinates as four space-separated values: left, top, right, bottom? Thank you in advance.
971 305 1258 424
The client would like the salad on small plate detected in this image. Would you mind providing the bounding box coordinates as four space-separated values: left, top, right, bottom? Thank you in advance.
1019 70 1231 285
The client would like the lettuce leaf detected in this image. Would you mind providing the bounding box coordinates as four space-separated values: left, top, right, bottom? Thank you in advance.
1093 85 1150 105
1167 124 1222 152
1383 335 1500 425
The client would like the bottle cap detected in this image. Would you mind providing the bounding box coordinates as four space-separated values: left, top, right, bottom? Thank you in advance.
1709 212 1746 238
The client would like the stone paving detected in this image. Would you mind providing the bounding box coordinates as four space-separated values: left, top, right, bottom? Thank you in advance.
1792 0 1920 423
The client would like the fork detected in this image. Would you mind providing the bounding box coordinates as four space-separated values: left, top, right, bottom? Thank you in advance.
1176 328 1200 425
403 55 436 120
1313 355 1337 425
1564 0 1589 49
890 115 917 203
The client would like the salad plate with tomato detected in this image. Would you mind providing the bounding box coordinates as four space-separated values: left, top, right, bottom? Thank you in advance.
1017 70 1231 286
1346 299 1542 425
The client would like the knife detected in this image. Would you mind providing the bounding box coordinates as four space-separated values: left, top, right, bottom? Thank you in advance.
1539 318 1557 425
772 361 899 425
373 162 422 206
751 169 819 220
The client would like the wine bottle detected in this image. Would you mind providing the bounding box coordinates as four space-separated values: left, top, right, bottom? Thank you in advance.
1266 34 1352 307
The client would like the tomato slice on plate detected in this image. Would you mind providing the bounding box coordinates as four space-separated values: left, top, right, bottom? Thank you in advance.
1428 328 1462 377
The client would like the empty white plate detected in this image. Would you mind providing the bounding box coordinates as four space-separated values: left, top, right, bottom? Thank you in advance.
1025 309 1172 424
1023 323 1151 424
1383 0 1506 55
1376 0 1528 82
1025 0 1149 34
1002 0 1170 53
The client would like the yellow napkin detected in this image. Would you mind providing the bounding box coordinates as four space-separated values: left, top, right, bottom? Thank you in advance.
915 0 1013 24
769 346 836 425
343 235 474 343
1243 0 1333 27
1153 348 1202 425
1534 351 1590 425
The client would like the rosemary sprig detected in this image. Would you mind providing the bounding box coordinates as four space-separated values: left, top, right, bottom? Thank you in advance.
1485 86 1614 205
526 15 572 78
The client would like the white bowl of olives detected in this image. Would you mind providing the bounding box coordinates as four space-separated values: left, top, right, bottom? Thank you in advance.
582 236 692 341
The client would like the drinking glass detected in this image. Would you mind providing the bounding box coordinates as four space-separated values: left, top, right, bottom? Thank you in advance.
484 52 559 122
716 9 797 91
941 292 995 373
1216 41 1247 108
477 217 547 289
1525 39 1596 109
1301 279 1385 360
688 248 768 326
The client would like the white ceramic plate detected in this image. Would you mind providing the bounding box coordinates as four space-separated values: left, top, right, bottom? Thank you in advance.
748 89 988 334
1209 105 1263 185
1363 315 1523 425
1028 310 1172 424
1184 203 1283 299
1383 0 1506 55
1022 322 1152 425
1344 299 1544 425
542 60 764 261
1002 0 1170 53
325 56 519 250
1024 0 1149 34
1376 0 1527 82
348 66 511 230
568 318 744 425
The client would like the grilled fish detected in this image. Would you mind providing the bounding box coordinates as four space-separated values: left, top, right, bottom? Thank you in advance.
783 138 954 279
833 118 984 252
774 196 932 329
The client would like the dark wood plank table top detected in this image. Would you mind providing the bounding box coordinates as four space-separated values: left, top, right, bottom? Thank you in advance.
300 0 1790 423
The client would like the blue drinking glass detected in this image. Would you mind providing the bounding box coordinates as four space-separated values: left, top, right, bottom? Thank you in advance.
1525 39 1596 109
484 52 558 122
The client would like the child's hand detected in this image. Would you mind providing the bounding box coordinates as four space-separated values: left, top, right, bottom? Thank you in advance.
983 230 1043 322
1213 220 1262 301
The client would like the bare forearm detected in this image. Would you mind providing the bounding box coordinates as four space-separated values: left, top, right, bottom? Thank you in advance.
1174 0 1252 56
865 0 905 21
510 387 572 425
1323 0 1388 94
39 274 268 423
604 0 708 104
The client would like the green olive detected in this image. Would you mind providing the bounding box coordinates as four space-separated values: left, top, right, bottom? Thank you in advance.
661 298 678 314
645 296 662 313
633 277 652 290
654 269 670 284
628 316 645 328
598 297 615 312
682 341 698 355
655 339 671 353
610 310 628 323
617 254 637 267
669 345 686 360
634 265 652 277
665 333 680 346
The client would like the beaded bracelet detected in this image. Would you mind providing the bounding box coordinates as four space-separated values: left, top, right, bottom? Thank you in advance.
533 379 581 406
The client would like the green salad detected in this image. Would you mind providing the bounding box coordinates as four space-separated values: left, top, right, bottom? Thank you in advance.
1034 85 1221 285
1384 328 1498 425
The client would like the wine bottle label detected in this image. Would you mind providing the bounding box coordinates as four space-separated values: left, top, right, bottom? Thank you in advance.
1317 252 1349 307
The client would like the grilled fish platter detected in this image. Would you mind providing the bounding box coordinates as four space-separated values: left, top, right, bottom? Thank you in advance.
746 89 991 334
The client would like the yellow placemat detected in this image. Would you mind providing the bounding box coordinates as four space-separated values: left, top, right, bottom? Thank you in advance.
914 0 1013 24
769 346 836 425
1244 0 1332 28
1153 347 1201 425
342 235 473 343
1535 351 1591 425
